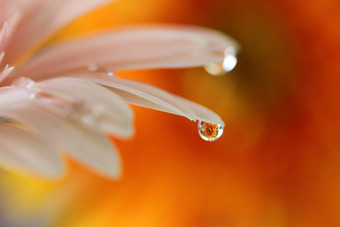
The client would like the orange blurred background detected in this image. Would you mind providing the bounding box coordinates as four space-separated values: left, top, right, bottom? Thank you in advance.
1 0 340 226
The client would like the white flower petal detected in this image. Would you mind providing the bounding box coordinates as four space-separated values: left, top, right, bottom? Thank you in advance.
35 77 134 138
1 103 122 178
74 74 224 125
77 74 197 121
0 124 64 177
4 0 112 62
0 85 30 108
0 11 21 55
174 95 225 126
0 21 9 52
15 25 239 80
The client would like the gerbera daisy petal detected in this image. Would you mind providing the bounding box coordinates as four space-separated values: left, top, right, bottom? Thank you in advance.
76 74 197 121
1 103 122 178
174 95 225 126
14 25 238 80
75 74 223 125
4 0 112 62
35 77 134 138
0 124 64 177
0 11 21 55
0 86 30 108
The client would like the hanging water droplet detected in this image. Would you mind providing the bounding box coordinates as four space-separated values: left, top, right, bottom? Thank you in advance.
198 121 223 141
204 61 226 76
204 47 237 76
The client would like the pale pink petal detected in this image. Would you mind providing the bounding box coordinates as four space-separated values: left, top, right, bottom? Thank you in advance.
0 86 30 108
35 77 134 138
1 103 122 178
15 25 239 80
0 124 64 177
74 74 224 125
0 0 19 25
4 0 112 62
77 74 197 121
174 95 225 126
0 21 9 52
0 11 21 54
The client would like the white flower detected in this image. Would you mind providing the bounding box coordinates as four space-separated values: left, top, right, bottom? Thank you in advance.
0 0 238 178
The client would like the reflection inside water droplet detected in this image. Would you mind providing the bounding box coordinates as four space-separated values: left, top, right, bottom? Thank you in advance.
204 47 237 76
198 121 223 141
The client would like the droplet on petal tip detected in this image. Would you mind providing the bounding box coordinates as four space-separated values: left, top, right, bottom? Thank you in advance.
204 47 238 76
198 121 224 141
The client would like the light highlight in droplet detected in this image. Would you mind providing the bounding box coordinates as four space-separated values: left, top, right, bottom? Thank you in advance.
222 54 237 72
198 121 223 141
87 63 115 77
204 47 238 76
13 77 37 99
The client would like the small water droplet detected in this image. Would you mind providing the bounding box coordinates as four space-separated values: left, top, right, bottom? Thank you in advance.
88 64 115 77
13 77 35 88
204 47 237 76
13 77 37 99
96 68 115 77
81 105 105 126
87 63 98 72
106 71 114 77
198 121 223 141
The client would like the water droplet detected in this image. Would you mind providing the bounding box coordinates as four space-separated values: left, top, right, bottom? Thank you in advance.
88 64 115 77
198 121 223 141
13 77 35 88
87 63 99 72
13 77 37 99
81 105 105 126
204 47 237 76
204 62 226 76
96 68 115 77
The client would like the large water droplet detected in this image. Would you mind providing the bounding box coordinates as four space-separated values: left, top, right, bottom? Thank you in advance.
204 47 237 76
198 121 223 141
